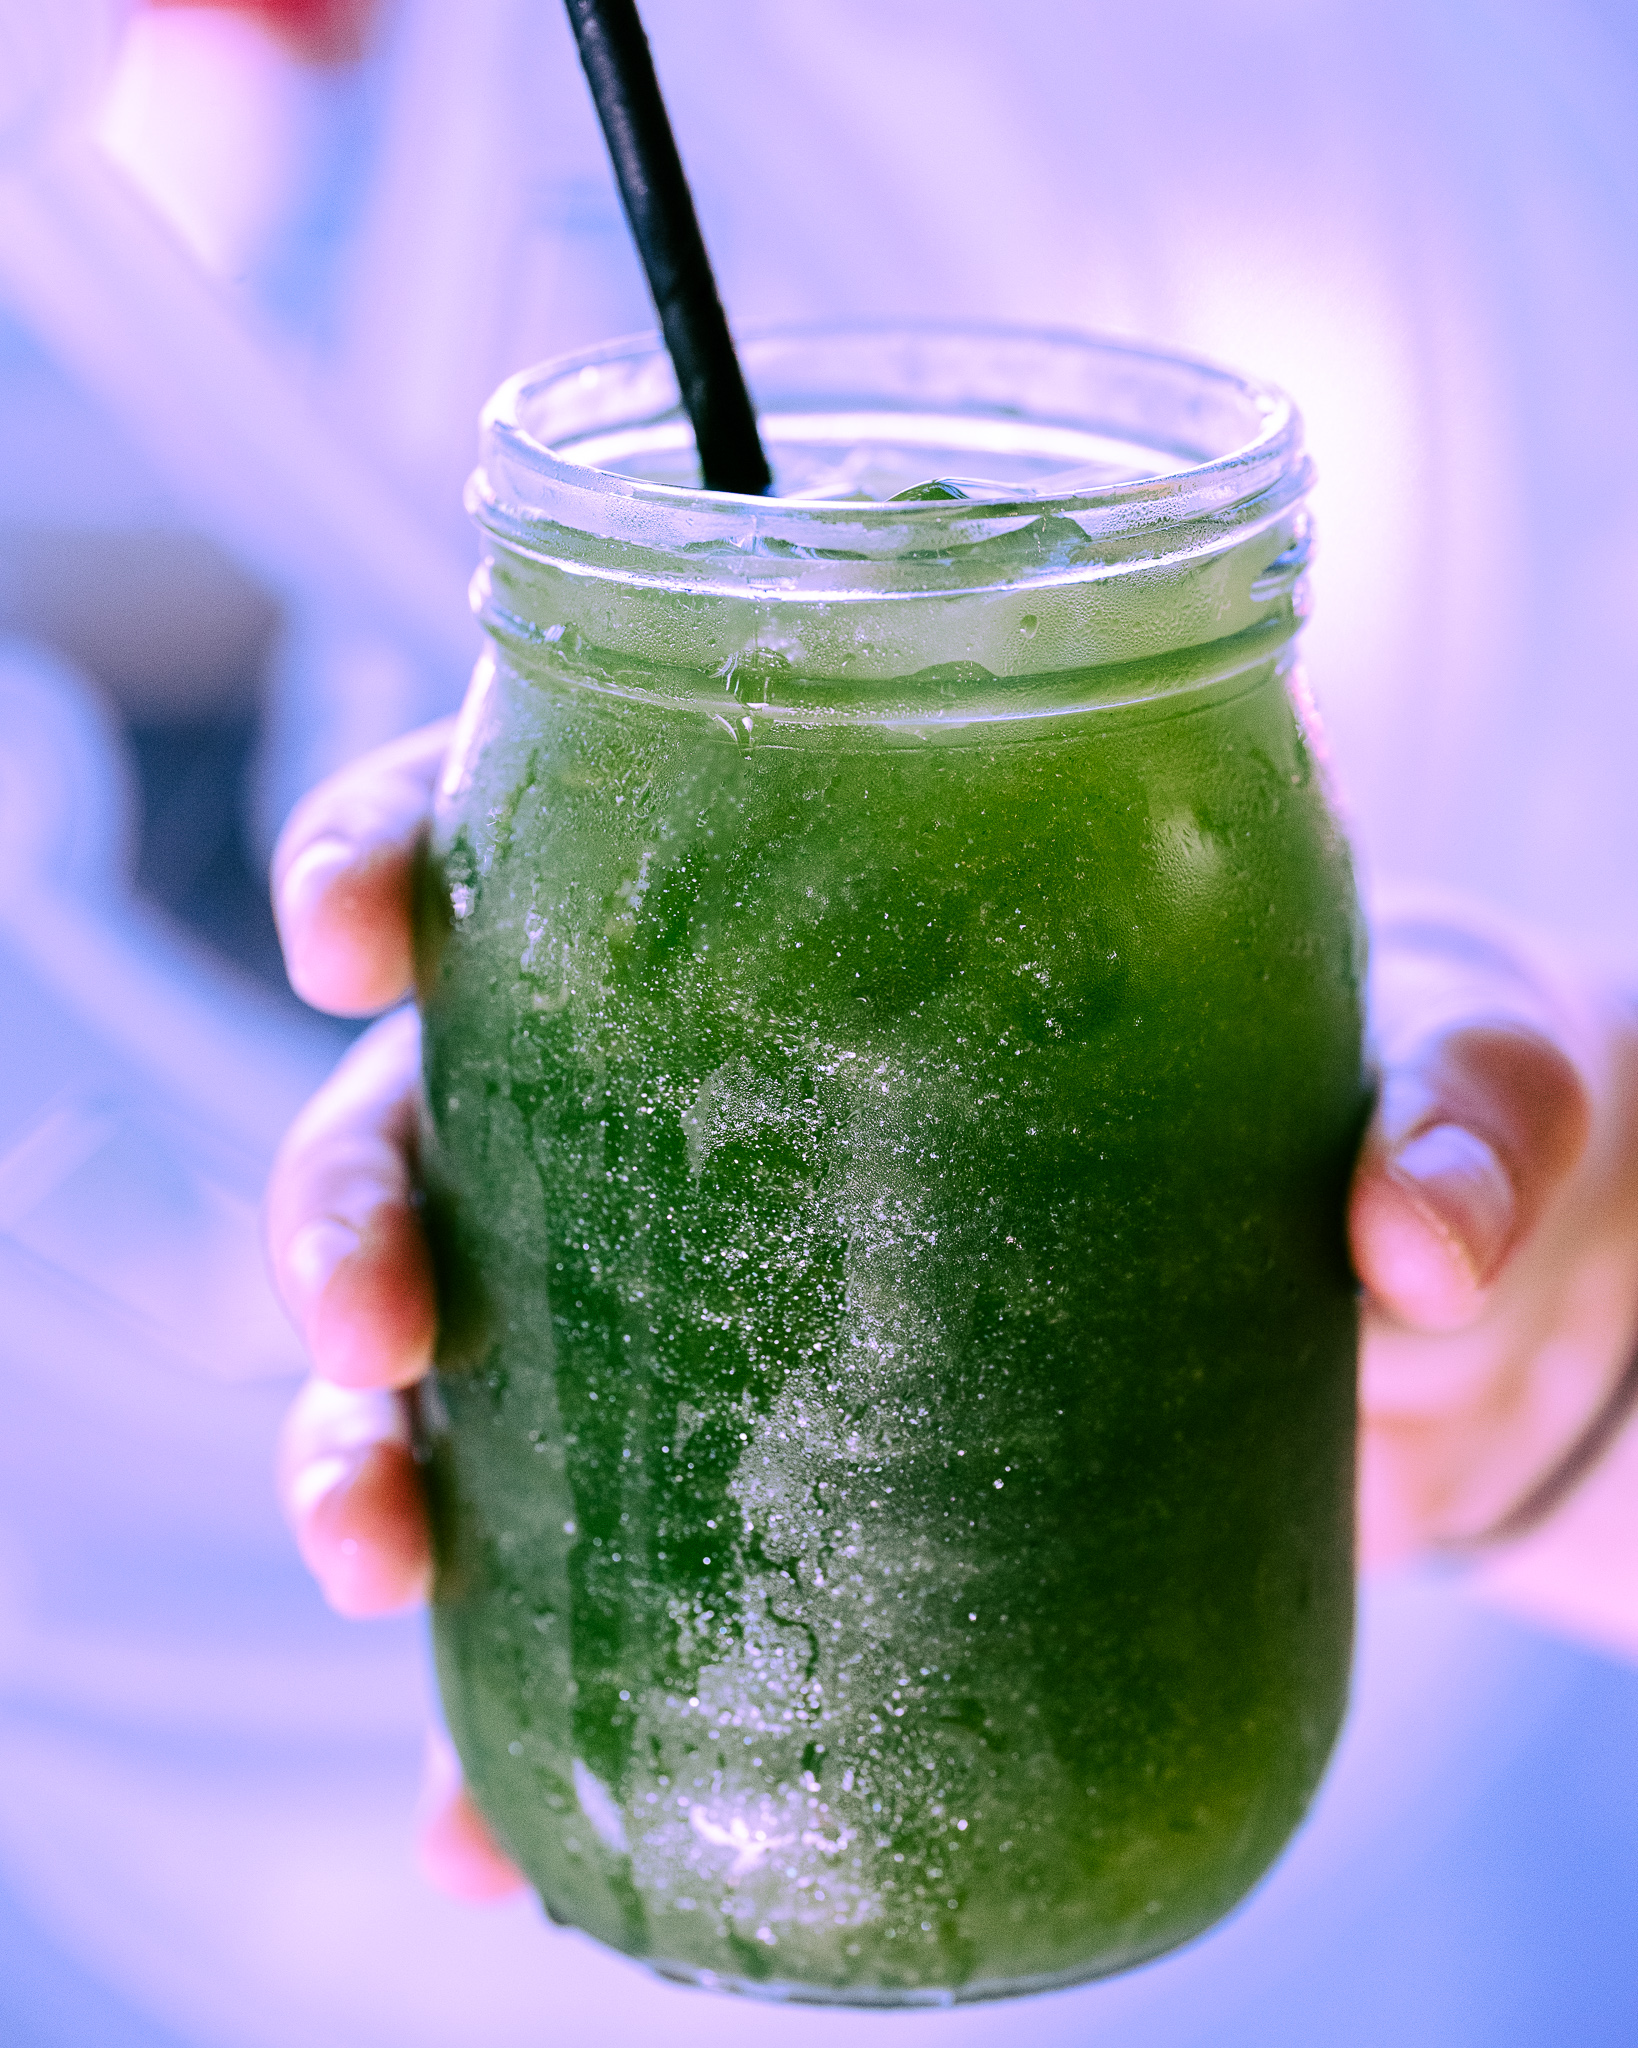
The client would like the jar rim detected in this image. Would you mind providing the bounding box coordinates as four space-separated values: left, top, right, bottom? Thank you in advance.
471 322 1311 593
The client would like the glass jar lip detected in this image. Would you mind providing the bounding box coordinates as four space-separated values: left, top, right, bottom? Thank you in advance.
479 319 1305 522
472 322 1311 598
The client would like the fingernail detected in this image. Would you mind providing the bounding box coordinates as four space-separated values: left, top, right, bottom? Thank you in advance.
279 835 356 925
286 1451 358 1522
1388 1122 1516 1286
419 1730 463 1810
285 1217 360 1323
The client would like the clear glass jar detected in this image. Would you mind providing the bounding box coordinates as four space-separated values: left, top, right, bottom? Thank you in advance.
414 323 1366 2004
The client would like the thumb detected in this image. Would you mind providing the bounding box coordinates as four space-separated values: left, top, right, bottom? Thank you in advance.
1351 1023 1590 1333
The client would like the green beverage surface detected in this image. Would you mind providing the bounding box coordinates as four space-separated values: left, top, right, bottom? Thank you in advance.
415 582 1367 1996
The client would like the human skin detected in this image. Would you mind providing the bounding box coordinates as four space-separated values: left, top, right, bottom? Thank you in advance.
265 719 1638 1901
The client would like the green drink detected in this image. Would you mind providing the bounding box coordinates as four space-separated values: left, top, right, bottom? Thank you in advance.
414 327 1367 2003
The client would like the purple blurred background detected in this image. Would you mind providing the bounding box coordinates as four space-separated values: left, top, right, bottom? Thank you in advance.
1 2 1636 2041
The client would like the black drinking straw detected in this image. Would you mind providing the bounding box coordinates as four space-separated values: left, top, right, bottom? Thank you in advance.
563 0 772 496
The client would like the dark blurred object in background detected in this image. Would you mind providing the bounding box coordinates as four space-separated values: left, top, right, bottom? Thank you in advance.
128 709 289 993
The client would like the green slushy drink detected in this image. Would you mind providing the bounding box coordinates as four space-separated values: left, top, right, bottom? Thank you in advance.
414 327 1367 2002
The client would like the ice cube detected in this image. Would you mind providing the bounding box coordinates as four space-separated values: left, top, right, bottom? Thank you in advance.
890 477 974 502
889 476 1049 504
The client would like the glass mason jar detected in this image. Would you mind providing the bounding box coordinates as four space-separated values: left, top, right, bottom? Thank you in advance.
413 324 1367 2005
